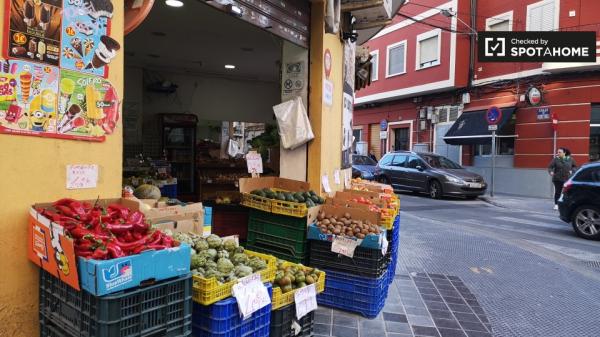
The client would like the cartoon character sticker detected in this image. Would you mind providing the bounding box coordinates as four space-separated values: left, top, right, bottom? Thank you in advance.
0 59 59 135
60 0 117 77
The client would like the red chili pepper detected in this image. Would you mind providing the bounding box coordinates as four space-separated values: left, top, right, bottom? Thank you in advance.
108 204 130 219
56 205 78 218
82 202 93 211
68 200 87 218
107 242 125 258
40 209 62 222
76 241 95 251
146 244 168 251
105 223 134 234
114 235 150 250
71 227 111 240
53 198 77 207
127 211 144 224
91 247 109 260
77 251 94 258
123 231 135 242
147 231 162 245
161 235 174 247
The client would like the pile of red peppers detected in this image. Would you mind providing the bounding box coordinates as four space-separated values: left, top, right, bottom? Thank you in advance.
38 198 176 260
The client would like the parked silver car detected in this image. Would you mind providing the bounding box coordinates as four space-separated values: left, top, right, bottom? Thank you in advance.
376 151 487 199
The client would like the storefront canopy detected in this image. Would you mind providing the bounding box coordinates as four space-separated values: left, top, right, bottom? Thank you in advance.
443 107 516 145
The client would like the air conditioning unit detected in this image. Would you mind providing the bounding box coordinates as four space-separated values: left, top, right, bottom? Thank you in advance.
419 108 426 119
419 120 427 131
431 113 439 124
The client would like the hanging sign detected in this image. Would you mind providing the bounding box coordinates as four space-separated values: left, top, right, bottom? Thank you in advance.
334 169 341 185
526 87 542 106
321 174 332 193
61 0 117 77
295 284 317 319
4 0 63 66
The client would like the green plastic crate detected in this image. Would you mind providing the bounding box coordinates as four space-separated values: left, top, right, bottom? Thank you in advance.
246 240 308 264
248 214 307 243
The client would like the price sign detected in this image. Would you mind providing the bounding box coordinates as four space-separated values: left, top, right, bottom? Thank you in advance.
232 273 270 319
246 151 263 176
381 235 389 256
344 170 351 189
295 284 318 319
334 170 341 185
322 175 332 193
331 236 359 258
66 164 98 189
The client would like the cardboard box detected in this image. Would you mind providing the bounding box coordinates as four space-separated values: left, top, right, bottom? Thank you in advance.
239 176 311 194
306 204 385 249
138 199 207 235
28 198 191 295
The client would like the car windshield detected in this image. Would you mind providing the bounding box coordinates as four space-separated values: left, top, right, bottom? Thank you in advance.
420 155 462 169
353 156 377 166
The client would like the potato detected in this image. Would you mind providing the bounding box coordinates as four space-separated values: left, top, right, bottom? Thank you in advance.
322 219 330 225
340 217 347 223
353 227 360 234
317 212 325 221
357 233 365 239
333 228 341 235
344 212 351 219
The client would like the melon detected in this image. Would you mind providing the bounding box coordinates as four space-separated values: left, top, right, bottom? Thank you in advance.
133 184 161 199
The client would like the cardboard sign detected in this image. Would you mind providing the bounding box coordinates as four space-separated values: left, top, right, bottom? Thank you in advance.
61 0 116 77
331 236 359 258
232 273 271 319
66 164 98 189
246 151 263 175
322 175 332 193
295 283 317 319
5 0 63 66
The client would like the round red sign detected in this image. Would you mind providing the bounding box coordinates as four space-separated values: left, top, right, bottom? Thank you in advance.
527 87 542 106
324 49 332 79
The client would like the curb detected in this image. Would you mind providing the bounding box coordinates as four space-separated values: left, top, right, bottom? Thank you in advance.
480 196 507 209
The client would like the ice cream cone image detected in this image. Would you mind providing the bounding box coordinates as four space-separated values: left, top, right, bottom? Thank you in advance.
86 36 120 69
19 72 32 103
71 38 83 57
59 78 75 114
58 104 81 132
83 38 94 56
60 116 86 133
85 84 104 120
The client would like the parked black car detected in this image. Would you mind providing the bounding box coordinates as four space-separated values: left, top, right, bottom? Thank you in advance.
352 155 379 180
376 151 487 199
558 162 600 240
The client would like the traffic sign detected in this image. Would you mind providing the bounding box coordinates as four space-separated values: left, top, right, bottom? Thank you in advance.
380 119 388 131
486 106 502 125
488 125 498 131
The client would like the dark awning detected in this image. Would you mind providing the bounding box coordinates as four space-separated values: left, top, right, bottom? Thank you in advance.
443 107 516 145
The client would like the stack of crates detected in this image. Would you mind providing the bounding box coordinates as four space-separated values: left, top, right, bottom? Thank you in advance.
245 209 309 264
38 270 193 337
270 303 315 337
386 214 401 284
192 283 272 337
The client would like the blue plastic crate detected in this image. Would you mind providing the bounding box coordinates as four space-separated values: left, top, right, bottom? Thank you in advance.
386 215 401 284
192 283 272 337
204 207 213 226
317 270 389 318
160 183 178 198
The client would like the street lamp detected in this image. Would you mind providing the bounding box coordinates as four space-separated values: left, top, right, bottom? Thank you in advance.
440 9 477 35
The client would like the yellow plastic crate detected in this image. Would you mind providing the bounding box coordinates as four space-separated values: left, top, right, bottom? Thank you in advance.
271 262 326 310
192 250 277 305
241 192 273 212
271 199 309 218
380 214 394 230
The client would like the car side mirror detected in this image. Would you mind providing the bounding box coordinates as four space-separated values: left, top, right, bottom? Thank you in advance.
416 165 424 171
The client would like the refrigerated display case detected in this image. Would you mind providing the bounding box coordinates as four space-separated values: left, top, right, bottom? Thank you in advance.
160 113 197 196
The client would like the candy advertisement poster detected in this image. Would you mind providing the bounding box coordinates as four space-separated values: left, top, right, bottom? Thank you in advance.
4 0 63 66
60 0 117 77
57 69 119 141
0 59 60 136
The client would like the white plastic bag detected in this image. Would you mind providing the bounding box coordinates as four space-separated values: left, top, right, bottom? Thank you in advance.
227 139 242 158
273 97 314 150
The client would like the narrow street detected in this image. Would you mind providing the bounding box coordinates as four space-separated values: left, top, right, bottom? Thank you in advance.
315 194 600 337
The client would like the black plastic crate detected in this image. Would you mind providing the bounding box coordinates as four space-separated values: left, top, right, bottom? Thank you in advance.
270 303 314 337
245 241 309 265
39 269 192 337
308 240 390 278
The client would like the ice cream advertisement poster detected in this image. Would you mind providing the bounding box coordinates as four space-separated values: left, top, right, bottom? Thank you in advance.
57 69 119 141
4 0 63 66
0 59 60 137
60 0 117 77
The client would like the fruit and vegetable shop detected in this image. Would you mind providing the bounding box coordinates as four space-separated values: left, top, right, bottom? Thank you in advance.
0 0 402 336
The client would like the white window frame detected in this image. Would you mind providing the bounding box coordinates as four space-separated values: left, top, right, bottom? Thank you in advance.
485 10 513 31
526 0 560 32
415 29 441 71
385 40 407 78
370 50 379 81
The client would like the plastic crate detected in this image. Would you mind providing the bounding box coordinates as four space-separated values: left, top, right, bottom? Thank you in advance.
160 183 178 198
308 240 390 278
39 270 192 337
192 250 276 305
270 303 314 337
241 193 273 212
204 207 213 226
248 211 307 243
192 283 272 337
271 261 326 310
271 198 309 218
316 269 389 319
246 242 308 265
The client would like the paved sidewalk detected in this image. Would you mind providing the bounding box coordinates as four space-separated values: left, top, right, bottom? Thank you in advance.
480 193 554 215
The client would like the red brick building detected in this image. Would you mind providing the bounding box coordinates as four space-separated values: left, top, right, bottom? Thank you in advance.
354 0 600 197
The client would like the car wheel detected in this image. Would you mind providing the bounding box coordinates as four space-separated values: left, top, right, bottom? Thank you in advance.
572 206 600 240
428 180 442 199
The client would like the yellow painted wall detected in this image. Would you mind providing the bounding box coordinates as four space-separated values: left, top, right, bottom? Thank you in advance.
0 4 124 336
308 0 346 194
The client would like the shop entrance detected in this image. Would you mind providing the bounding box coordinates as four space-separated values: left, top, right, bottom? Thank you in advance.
393 128 409 151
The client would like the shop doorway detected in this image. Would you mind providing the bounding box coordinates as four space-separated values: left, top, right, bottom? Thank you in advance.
393 128 409 151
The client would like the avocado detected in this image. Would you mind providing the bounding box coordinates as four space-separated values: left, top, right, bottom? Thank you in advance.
303 191 312 199
250 189 260 195
295 195 306 203
285 193 295 202
309 190 317 197
317 196 325 204
266 190 276 199
306 199 315 207
256 190 266 197
310 195 320 203
277 192 286 201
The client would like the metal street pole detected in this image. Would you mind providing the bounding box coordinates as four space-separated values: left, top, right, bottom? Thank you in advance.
491 131 496 197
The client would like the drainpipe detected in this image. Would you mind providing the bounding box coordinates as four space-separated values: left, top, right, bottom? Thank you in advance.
468 0 476 90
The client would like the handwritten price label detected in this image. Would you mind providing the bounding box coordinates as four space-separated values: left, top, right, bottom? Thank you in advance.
246 151 263 175
66 164 98 189
321 175 332 193
334 170 341 185
381 235 389 256
232 273 270 319
294 284 317 319
331 236 359 258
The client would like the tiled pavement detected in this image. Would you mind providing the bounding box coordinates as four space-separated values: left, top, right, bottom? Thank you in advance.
314 273 492 337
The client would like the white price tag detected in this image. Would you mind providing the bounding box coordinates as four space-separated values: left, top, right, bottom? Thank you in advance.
295 284 318 319
66 164 98 189
331 236 359 258
322 175 332 193
344 170 351 189
334 170 341 185
381 235 389 256
232 273 270 319
246 151 263 174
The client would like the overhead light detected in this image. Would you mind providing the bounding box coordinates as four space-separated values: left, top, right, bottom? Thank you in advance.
165 0 184 7
226 4 243 17
225 64 236 69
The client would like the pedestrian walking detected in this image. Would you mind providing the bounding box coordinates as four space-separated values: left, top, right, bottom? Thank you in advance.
548 147 577 210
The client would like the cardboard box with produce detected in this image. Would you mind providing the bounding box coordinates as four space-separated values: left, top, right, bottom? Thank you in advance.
307 204 386 249
137 199 207 234
28 198 190 295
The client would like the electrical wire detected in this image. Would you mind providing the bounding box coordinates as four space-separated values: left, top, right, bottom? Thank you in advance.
395 12 473 34
407 1 524 24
